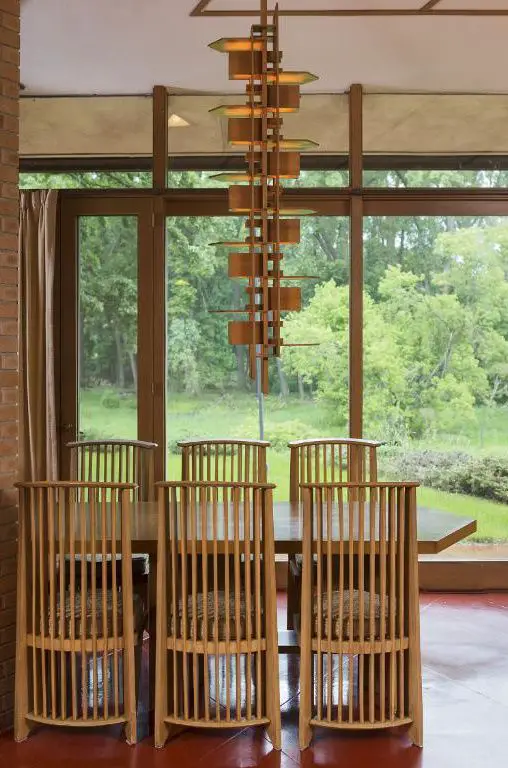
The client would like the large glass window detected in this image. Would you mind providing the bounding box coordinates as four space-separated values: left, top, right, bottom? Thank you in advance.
78 216 138 440
165 215 348 493
265 216 349 498
165 216 259 477
364 215 508 556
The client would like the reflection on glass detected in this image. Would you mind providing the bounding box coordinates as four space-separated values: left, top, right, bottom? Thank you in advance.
78 216 138 441
364 215 508 556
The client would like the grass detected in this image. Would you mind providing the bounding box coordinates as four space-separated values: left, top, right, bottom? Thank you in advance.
79 388 508 544
417 487 507 543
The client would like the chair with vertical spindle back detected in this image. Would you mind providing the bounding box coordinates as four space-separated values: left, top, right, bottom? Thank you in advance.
154 481 281 750
298 481 422 749
287 438 384 631
179 439 270 484
67 440 157 500
14 481 146 743
67 439 157 584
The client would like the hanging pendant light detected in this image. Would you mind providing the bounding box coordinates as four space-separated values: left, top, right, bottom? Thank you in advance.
209 1 318 394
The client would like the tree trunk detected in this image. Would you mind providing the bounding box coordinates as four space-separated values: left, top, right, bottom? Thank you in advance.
298 374 305 401
128 349 138 391
114 328 125 389
235 345 246 390
276 358 289 398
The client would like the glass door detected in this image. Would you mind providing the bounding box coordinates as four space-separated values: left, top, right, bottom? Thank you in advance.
59 198 155 477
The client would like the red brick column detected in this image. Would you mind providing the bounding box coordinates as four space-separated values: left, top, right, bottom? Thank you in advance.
0 0 19 733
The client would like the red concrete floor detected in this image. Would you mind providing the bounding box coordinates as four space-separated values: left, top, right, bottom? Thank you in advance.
1 592 507 768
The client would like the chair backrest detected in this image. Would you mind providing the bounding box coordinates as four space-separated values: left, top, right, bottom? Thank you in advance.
15 481 138 725
156 480 279 727
288 438 383 503
299 481 420 731
67 439 157 500
179 439 270 484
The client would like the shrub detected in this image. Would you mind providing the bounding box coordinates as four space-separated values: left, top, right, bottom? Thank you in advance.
452 456 508 504
383 449 472 487
264 421 322 451
383 449 508 504
100 390 121 410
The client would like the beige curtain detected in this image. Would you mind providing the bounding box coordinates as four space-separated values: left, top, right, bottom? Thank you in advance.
19 190 59 480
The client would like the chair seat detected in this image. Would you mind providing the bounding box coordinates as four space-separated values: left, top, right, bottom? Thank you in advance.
50 589 146 638
312 589 387 641
170 591 258 641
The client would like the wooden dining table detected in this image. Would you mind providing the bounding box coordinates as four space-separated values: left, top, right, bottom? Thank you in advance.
127 500 477 557
67 499 477 707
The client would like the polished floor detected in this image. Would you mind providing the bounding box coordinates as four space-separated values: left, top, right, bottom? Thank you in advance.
1 592 507 768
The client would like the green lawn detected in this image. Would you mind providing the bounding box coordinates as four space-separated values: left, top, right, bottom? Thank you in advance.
79 388 508 544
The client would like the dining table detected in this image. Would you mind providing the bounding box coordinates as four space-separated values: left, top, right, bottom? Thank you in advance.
127 500 477 557
58 498 478 710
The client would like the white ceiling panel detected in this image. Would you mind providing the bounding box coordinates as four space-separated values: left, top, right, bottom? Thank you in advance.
20 0 508 95
438 1 508 9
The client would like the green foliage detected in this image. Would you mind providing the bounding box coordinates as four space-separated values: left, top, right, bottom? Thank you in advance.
448 456 508 504
264 420 322 450
383 449 473 487
385 449 508 505
100 390 121 410
21 170 508 529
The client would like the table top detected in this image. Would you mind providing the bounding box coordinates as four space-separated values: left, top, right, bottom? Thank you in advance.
125 501 476 556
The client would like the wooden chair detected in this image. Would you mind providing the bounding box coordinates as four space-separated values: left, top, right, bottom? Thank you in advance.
67 440 157 501
179 439 269 484
154 481 281 750
287 438 383 631
298 482 423 749
14 481 146 743
66 439 157 583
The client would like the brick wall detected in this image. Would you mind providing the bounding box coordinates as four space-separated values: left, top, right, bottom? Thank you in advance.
0 0 19 734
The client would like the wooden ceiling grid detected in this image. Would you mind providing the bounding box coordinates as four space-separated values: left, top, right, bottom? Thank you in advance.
191 1 508 17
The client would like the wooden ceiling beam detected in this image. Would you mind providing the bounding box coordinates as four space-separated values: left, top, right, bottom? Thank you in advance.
192 2 508 17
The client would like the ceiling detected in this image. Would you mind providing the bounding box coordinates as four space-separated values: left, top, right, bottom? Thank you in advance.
20 0 508 96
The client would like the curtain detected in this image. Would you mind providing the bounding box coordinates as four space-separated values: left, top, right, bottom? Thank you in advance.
19 190 59 480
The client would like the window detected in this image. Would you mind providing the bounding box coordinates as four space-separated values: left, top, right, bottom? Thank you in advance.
20 171 152 189
364 215 508 557
77 216 139 441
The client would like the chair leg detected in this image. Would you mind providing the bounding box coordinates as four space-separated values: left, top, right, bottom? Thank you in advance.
154 640 169 748
408 647 423 747
299 651 313 750
299 538 313 750
123 644 138 745
265 621 282 750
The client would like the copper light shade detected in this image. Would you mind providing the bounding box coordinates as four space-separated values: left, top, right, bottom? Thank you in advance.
229 186 313 215
210 85 300 116
228 119 318 150
228 51 318 85
209 37 264 53
212 152 300 182
209 2 318 394
210 219 301 249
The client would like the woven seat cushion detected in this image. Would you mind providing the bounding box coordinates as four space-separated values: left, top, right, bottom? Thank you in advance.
49 590 146 638
170 591 258 641
312 589 387 640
